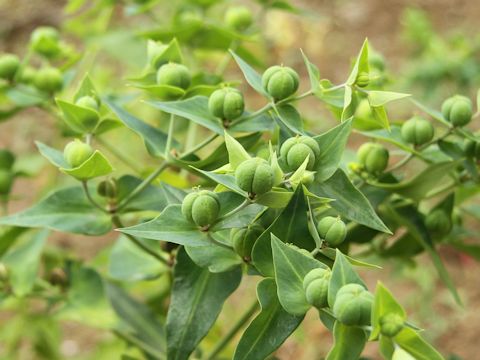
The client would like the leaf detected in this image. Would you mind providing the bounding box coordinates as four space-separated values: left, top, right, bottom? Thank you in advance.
328 249 367 308
367 91 411 107
6 84 48 107
74 73 97 102
410 98 450 127
301 49 320 91
380 336 395 360
185 243 242 273
0 186 112 235
326 321 367 360
394 327 445 360
392 348 416 360
313 119 352 181
211 204 266 231
252 186 316 277
193 168 247 196
148 38 183 68
370 282 406 340
311 169 391 233
230 51 268 96
346 38 369 85
233 278 304 360
167 248 241 360
341 85 353 121
2 230 48 296
224 131 251 169
56 99 100 133
273 104 304 135
0 226 28 257
255 188 293 208
132 84 186 99
271 235 327 315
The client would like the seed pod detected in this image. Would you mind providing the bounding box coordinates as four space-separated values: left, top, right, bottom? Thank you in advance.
357 142 389 174
0 150 15 170
379 313 404 337
97 178 118 198
317 216 347 247
181 190 220 228
208 87 245 121
303 268 331 309
19 66 36 84
355 72 369 88
30 26 61 58
34 67 63 93
0 169 13 195
262 65 299 101
75 95 100 130
231 224 264 259
235 158 274 196
225 6 253 32
280 136 320 171
464 139 480 159
333 283 374 326
63 139 94 168
0 54 20 81
425 209 452 236
156 62 191 89
441 95 473 127
401 116 434 146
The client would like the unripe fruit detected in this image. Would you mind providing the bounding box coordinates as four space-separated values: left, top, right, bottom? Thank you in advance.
441 95 473 127
0 54 20 80
0 150 15 170
0 169 13 195
76 95 99 111
231 224 263 259
303 268 331 309
208 87 245 121
379 313 404 337
30 26 60 58
357 142 389 174
256 146 270 160
225 6 253 32
262 65 299 101
156 63 191 89
19 66 36 84
181 190 220 228
333 283 374 326
34 67 63 93
63 139 94 168
317 216 347 247
401 116 434 146
355 72 369 88
464 139 480 159
280 136 320 171
235 158 274 196
97 178 118 198
425 209 452 236
75 95 100 129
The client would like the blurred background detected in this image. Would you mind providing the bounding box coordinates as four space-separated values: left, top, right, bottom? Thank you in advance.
1 0 479 359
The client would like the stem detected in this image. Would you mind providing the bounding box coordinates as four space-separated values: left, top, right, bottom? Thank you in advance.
310 248 321 257
215 199 250 223
97 137 143 175
81 181 107 213
205 301 259 360
165 114 175 159
277 90 314 105
387 153 413 172
179 133 218 159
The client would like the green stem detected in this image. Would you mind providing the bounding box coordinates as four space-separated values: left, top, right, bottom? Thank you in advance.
387 153 413 172
97 137 143 175
205 300 259 360
165 114 175 159
179 133 218 159
81 181 107 213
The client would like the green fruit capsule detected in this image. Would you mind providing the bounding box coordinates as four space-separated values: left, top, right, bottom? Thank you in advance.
231 224 264 259
34 67 63 93
208 87 245 121
357 142 389 174
97 178 118 198
181 190 220 228
441 95 473 127
0 150 15 170
379 313 404 337
355 72 369 88
235 158 274 196
156 62 191 89
0 169 13 195
401 116 434 146
262 65 299 101
280 136 320 171
464 139 480 159
225 6 253 31
0 54 20 81
317 216 347 247
75 95 100 130
63 139 94 168
30 26 60 58
333 283 374 326
303 268 331 309
425 209 452 236
18 66 36 84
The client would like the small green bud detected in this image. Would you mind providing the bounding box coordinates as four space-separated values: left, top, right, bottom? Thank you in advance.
181 190 220 228
355 72 369 88
34 67 63 93
441 95 473 127
0 169 13 195
303 268 331 309
464 139 480 159
401 116 434 146
262 65 299 101
208 87 245 121
63 139 94 168
235 158 274 196
0 150 15 170
156 63 191 89
333 283 374 326
231 224 264 259
225 6 253 32
357 142 389 174
30 26 61 58
425 209 452 236
379 313 404 337
97 178 118 198
317 216 347 247
0 54 20 81
280 136 320 171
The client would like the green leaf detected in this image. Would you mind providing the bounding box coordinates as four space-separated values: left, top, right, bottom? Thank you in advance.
233 278 304 360
326 321 367 360
132 84 186 100
0 226 27 257
211 204 266 231
230 51 268 97
271 235 327 315
301 49 320 91
341 85 353 121
273 104 304 135
410 98 450 127
6 84 48 107
392 348 415 360
311 169 391 233
346 39 369 85
255 188 293 209
328 249 367 308
185 242 242 273
2 229 47 296
394 327 445 360
370 282 406 340
313 119 352 181
73 74 97 102
193 168 247 196
367 91 411 107
359 125 421 155
148 38 183 68
370 105 390 130
380 336 395 359
167 248 241 360
56 99 99 133
0 186 112 235
224 131 251 169
252 186 316 277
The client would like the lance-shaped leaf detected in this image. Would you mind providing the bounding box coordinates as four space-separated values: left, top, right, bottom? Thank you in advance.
255 188 293 208
132 84 186 100
185 242 242 273
148 38 183 69
367 91 411 107
167 248 241 360
394 327 445 360
73 74 97 102
273 104 304 135
301 49 320 92
230 51 268 96
56 99 100 133
346 38 369 85
326 322 367 360
224 131 251 169
193 168 247 196
233 278 304 360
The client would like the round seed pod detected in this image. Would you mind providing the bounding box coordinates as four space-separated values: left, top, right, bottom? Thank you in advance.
317 216 347 247
235 158 274 196
30 26 61 58
231 224 264 259
97 178 118 198
401 116 434 146
441 95 473 127
280 136 320 171
63 139 94 168
379 313 404 337
303 268 331 309
208 87 245 121
75 95 100 130
181 190 220 228
357 142 389 174
0 54 20 80
156 62 191 89
355 72 370 88
262 65 299 101
425 209 452 236
34 67 63 93
224 6 253 32
333 283 374 326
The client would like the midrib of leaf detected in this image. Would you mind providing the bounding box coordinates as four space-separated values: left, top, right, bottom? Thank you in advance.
278 247 304 284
